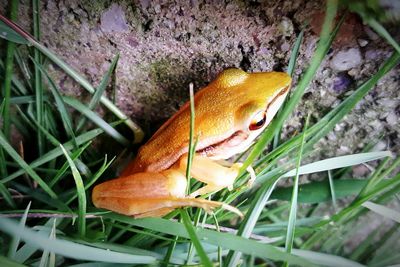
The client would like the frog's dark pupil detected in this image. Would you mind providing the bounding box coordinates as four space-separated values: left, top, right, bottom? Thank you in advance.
256 117 265 126
249 113 266 131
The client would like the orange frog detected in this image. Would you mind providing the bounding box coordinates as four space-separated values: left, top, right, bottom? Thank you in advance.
92 68 291 218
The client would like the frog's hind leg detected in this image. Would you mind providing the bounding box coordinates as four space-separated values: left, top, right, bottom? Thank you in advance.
135 207 174 218
134 197 242 218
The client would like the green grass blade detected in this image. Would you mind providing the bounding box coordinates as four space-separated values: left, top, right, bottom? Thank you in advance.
0 130 57 198
1 128 104 184
60 145 87 237
63 96 130 146
0 255 27 267
0 182 16 208
14 218 60 263
284 115 308 267
271 179 368 203
283 151 392 177
180 210 213 267
105 214 314 266
65 155 115 205
273 29 304 148
185 83 196 194
361 201 400 223
76 54 120 132
0 217 156 264
31 58 77 145
49 142 91 188
328 170 337 211
8 202 31 260
291 249 365 267
0 20 28 44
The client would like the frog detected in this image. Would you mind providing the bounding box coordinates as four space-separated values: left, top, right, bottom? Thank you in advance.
92 68 291 218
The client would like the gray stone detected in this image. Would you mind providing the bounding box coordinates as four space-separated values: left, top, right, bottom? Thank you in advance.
100 4 129 33
330 48 363 71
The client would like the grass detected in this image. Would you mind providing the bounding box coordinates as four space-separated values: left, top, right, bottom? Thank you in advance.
0 0 400 266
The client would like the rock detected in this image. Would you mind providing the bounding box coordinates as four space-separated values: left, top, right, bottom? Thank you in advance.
330 48 362 71
332 72 353 93
386 112 398 125
100 4 129 33
357 39 368 47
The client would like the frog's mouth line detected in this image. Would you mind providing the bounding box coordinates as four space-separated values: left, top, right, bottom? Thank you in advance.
196 130 248 157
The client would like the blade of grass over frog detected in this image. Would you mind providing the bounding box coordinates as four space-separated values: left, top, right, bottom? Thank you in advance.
62 96 130 146
273 29 304 149
241 1 339 172
362 201 400 223
0 130 57 198
31 58 77 146
271 179 368 203
1 128 104 184
60 145 87 237
104 214 314 266
33 0 44 156
186 83 196 195
0 217 157 264
8 202 31 260
283 151 392 177
76 54 120 133
180 210 213 267
284 114 308 267
2 0 19 140
0 14 144 143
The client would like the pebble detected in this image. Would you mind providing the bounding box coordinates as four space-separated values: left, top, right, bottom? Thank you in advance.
100 4 129 33
386 112 398 125
358 39 368 47
330 48 362 71
332 72 353 93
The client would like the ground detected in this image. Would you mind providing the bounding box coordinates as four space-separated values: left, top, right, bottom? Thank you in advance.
1 0 400 259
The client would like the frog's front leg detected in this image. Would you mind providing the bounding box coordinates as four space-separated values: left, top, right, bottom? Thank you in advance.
178 154 243 197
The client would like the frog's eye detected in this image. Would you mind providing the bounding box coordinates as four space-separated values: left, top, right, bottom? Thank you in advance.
249 111 266 131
